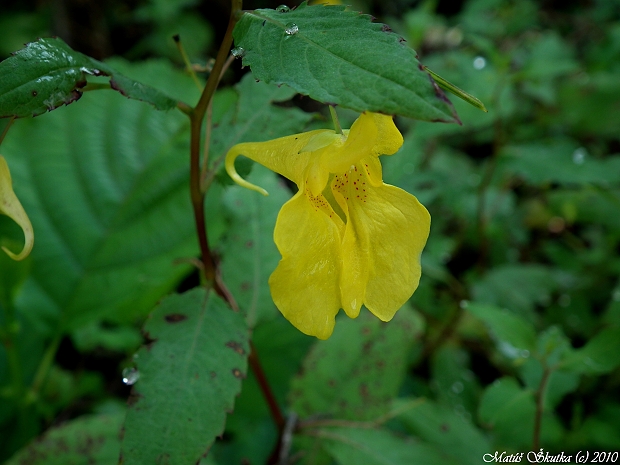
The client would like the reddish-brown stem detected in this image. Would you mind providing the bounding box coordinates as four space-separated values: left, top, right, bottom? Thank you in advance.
201 53 236 191
189 116 217 283
533 365 552 451
188 0 241 288
249 341 286 431
184 0 285 441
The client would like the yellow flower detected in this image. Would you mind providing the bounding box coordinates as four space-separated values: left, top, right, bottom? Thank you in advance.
226 112 430 339
0 156 33 260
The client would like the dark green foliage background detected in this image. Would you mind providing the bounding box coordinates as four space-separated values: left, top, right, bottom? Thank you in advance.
1 0 620 463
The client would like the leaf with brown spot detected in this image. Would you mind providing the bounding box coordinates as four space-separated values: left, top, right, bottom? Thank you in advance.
5 413 123 465
0 37 178 119
164 313 187 323
121 288 249 465
225 340 246 355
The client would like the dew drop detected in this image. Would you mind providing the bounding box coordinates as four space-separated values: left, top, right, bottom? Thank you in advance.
350 299 357 310
276 4 291 12
520 349 530 358
122 367 140 385
613 289 620 301
459 300 469 309
284 23 299 35
473 56 486 70
231 47 246 58
451 381 464 394
572 147 587 165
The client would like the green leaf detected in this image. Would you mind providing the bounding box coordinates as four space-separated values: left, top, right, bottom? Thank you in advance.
502 140 620 186
561 327 620 374
121 288 249 465
317 427 453 465
233 3 459 122
0 37 178 118
71 321 143 353
107 73 179 111
5 413 123 465
466 302 536 358
571 402 620 449
535 325 572 366
1 61 209 332
557 72 620 137
478 377 535 448
397 399 490 465
212 318 313 465
430 346 482 415
521 31 579 81
471 264 559 319
289 307 423 420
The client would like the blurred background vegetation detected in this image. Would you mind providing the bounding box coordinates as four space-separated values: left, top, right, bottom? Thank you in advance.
1 0 620 463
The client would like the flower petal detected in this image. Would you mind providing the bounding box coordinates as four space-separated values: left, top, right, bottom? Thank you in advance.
225 129 332 194
0 156 34 261
367 113 405 156
324 113 403 174
339 178 430 322
269 189 344 339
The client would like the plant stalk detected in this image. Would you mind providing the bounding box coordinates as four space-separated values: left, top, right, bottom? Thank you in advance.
31 333 62 395
329 105 343 135
0 116 16 146
187 0 241 287
183 0 285 439
533 366 552 451
249 341 285 431
0 301 24 404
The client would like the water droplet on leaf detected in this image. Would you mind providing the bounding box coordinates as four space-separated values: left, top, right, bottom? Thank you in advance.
276 4 291 12
572 147 587 165
122 367 140 385
473 56 486 70
231 47 246 58
284 23 299 35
